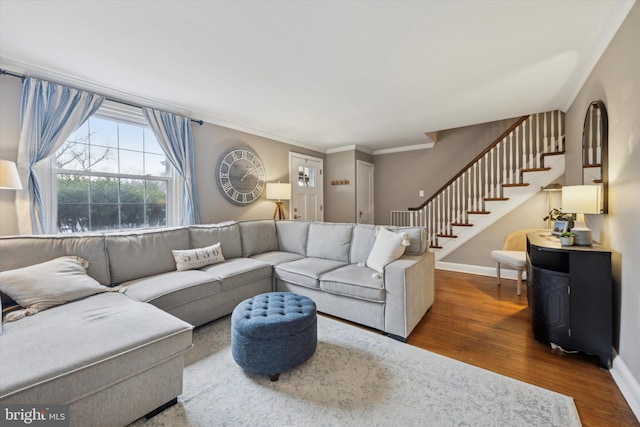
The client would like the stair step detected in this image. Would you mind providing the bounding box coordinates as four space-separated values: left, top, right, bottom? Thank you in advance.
502 183 529 188
467 210 490 215
451 223 473 227
522 167 551 173
484 197 509 201
541 151 565 167
437 234 457 238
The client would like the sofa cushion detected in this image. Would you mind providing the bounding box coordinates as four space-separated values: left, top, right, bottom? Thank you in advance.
320 264 385 302
0 256 113 319
306 223 353 262
275 221 310 255
105 227 190 284
172 242 225 271
239 220 278 257
122 270 222 312
189 222 243 259
251 251 304 266
275 257 347 289
201 258 272 290
0 234 110 285
366 227 410 274
350 224 377 265
0 292 192 403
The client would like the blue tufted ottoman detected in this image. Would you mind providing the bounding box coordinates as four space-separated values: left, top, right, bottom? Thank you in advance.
231 292 317 381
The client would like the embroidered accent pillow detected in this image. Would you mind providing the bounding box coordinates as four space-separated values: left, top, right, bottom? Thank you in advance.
172 242 225 271
365 227 411 274
0 256 122 322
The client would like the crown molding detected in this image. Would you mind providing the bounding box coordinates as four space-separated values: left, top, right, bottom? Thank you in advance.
0 57 324 154
373 142 435 156
326 144 373 155
560 0 636 111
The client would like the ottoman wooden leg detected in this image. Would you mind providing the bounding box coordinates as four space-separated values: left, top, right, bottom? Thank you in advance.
270 373 280 382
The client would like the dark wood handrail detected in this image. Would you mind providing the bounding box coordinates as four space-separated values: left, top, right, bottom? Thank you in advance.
409 115 529 211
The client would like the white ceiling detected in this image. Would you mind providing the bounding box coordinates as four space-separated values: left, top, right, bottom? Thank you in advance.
0 1 634 153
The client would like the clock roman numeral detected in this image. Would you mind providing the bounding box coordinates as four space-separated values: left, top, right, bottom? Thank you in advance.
222 182 233 192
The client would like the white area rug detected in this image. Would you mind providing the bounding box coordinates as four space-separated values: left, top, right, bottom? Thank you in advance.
132 315 581 427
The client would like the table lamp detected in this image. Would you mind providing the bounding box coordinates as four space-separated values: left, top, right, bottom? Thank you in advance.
0 160 22 190
266 182 291 220
561 185 601 246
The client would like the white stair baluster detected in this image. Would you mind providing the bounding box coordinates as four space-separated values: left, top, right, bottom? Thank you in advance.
495 141 504 197
457 176 462 222
528 116 534 167
484 153 489 203
543 112 549 153
596 107 602 164
550 111 556 151
558 110 563 152
510 133 515 184
536 113 541 156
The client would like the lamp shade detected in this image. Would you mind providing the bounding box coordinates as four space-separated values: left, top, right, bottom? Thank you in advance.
562 185 600 214
0 159 22 190
266 182 291 200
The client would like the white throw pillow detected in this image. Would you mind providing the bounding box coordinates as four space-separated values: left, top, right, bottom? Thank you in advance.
366 227 411 274
0 256 116 321
172 242 225 271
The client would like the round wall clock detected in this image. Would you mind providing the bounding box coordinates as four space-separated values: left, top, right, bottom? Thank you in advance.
216 147 266 205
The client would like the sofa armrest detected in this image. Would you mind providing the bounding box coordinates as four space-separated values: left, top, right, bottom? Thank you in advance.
383 251 435 339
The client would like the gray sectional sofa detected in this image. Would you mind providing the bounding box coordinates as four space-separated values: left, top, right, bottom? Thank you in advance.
0 219 434 426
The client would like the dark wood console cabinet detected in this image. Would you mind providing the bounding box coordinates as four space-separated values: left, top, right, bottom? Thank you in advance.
526 232 613 369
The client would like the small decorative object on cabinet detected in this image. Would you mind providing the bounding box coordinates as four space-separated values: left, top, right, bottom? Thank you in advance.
559 232 574 246
526 231 613 368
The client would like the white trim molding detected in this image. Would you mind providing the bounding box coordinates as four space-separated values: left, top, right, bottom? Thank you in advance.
373 142 435 156
326 145 373 155
611 356 640 422
0 57 323 154
436 261 522 281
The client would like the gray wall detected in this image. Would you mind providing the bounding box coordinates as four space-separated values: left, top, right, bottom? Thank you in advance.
373 117 519 226
325 150 356 223
325 149 374 223
0 76 21 235
562 2 640 392
192 122 323 224
0 76 324 235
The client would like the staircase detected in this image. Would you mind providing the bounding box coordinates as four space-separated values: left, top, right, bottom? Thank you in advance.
390 111 565 261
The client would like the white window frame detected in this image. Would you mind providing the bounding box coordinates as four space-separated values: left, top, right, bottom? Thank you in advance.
49 101 179 233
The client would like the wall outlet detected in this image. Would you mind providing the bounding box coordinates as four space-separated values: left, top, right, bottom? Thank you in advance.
419 190 424 197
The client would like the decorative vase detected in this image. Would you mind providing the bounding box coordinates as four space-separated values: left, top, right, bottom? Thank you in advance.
560 236 574 246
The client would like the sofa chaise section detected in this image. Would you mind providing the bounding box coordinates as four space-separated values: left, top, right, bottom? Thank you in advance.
0 292 192 427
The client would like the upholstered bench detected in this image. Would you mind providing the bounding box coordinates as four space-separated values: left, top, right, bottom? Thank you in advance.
231 292 317 381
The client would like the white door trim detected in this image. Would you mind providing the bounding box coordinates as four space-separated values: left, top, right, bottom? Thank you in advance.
356 160 374 224
289 152 324 222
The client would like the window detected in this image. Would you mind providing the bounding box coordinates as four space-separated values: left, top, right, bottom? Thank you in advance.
54 103 174 233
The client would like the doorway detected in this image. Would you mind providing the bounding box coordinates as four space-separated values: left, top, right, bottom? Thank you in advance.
356 160 374 224
289 153 324 221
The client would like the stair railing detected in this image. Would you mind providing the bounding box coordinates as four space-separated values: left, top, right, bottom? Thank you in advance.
390 111 564 248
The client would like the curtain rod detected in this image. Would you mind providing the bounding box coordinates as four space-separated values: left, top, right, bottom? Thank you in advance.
0 68 204 126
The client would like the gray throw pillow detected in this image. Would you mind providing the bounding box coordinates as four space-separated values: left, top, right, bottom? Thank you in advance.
0 256 116 321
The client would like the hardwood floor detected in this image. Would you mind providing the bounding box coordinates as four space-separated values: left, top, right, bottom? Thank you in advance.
406 269 638 427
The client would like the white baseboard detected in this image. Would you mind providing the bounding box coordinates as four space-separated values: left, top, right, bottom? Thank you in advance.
612 356 640 422
436 261 522 281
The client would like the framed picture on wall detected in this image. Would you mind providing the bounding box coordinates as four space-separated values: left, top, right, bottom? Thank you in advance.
552 220 569 236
